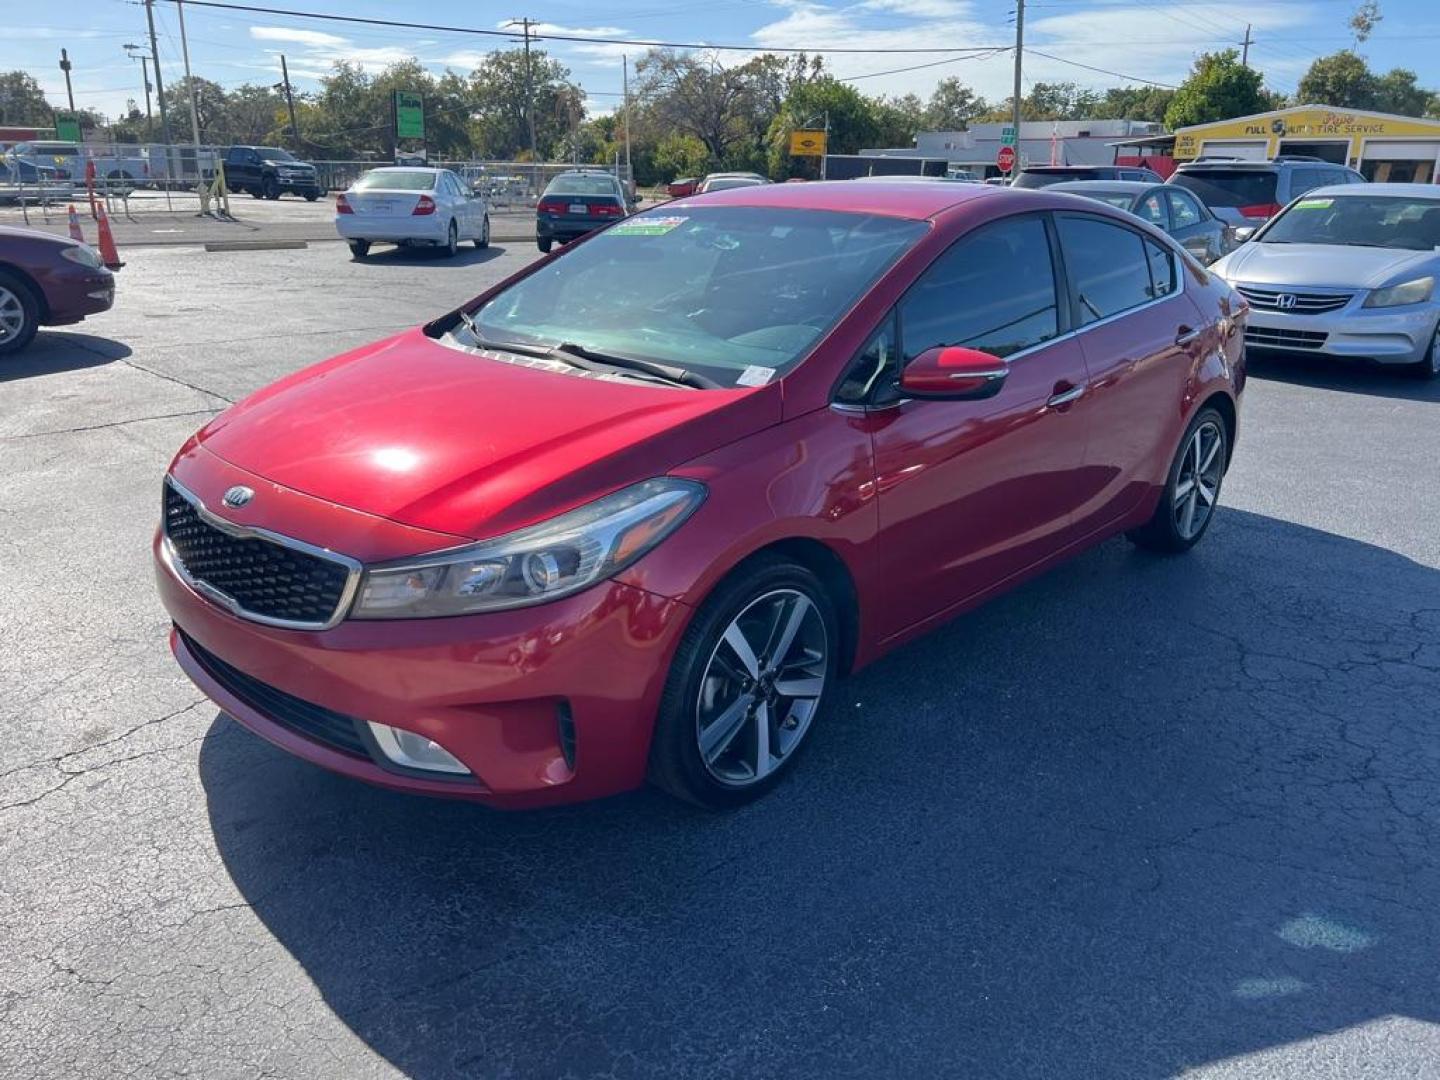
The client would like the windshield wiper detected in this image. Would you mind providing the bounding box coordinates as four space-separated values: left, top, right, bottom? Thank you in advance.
549 342 720 390
453 318 554 359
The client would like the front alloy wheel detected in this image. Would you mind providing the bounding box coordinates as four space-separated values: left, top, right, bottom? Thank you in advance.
1410 324 1440 381
0 274 39 356
650 556 838 808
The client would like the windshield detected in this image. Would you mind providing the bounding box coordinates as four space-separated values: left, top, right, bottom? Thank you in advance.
1171 171 1277 208
355 170 435 191
546 175 619 196
469 207 926 388
1261 194 1440 250
255 147 296 162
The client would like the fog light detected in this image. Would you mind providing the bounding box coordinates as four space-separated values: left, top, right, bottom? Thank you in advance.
366 721 470 775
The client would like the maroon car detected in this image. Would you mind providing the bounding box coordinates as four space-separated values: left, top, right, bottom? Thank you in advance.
0 224 115 356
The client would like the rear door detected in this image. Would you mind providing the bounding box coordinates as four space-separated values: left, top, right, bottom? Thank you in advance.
1055 213 1207 534
868 212 1093 639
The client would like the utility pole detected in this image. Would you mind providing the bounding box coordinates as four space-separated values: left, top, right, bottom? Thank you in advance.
1011 0 1025 171
59 49 75 112
144 0 173 150
622 54 632 187
507 18 539 163
279 54 300 145
125 44 155 137
1240 23 1253 67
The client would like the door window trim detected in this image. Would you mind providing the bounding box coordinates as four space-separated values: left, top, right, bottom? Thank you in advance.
1054 210 1187 333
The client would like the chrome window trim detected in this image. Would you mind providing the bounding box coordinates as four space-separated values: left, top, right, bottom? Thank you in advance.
161 475 362 631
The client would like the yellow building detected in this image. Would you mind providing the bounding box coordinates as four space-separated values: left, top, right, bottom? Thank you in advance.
1172 104 1440 183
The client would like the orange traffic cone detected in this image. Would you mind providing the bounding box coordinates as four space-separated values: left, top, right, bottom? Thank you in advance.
67 204 85 243
95 204 124 270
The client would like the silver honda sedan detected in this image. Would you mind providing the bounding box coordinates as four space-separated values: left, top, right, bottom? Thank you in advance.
1210 183 1440 379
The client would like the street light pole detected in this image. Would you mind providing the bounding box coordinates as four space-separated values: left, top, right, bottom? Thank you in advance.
59 49 76 113
1011 0 1025 169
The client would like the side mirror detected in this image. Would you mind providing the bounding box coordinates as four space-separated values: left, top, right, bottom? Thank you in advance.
1232 226 1256 244
899 346 1009 400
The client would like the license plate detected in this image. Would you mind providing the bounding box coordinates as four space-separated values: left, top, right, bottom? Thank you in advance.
363 201 397 214
569 203 587 214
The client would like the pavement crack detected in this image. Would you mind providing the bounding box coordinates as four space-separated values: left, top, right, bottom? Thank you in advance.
116 356 234 404
2 408 222 441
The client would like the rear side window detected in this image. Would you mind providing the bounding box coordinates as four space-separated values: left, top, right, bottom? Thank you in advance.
1171 170 1278 208
1135 193 1166 227
1056 215 1155 324
1166 190 1203 227
1289 168 1337 199
899 215 1060 360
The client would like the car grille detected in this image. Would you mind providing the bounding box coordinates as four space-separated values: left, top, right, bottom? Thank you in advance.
180 630 371 758
163 480 354 628
1236 286 1353 314
1245 326 1329 350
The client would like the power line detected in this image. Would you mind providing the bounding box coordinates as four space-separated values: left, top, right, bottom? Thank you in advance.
156 0 1008 54
1023 48 1179 88
839 48 1012 82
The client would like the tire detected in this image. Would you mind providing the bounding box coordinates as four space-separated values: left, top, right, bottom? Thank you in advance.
0 271 41 357
537 237 552 254
249 187 263 199
1127 406 1229 554
347 240 370 260
443 220 458 258
475 215 490 249
1406 326 1440 381
303 190 320 202
648 555 840 809
262 176 280 200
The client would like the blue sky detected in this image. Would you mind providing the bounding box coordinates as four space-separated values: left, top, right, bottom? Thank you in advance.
7 0 1438 123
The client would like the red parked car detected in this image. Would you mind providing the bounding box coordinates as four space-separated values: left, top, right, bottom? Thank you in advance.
0 224 115 356
666 176 698 198
156 182 1246 809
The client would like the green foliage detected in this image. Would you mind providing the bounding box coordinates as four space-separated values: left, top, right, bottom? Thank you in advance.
1091 85 1176 124
1297 51 1437 115
0 70 52 126
923 77 989 130
652 134 710 181
1165 50 1270 129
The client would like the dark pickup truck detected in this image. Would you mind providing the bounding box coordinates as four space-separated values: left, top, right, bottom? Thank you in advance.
223 146 321 201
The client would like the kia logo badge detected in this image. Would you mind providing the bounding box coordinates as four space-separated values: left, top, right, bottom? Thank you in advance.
222 485 255 509
1275 293 1298 310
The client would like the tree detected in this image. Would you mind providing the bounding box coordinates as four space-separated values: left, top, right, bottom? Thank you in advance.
873 93 925 148
1091 85 1175 124
652 133 709 181
168 76 233 143
765 77 882 178
1375 69 1436 116
1350 0 1382 45
1297 51 1378 108
1165 50 1270 129
0 71 54 126
923 77 988 130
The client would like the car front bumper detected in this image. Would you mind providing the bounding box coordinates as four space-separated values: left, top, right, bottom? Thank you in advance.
1240 295 1439 366
154 453 692 808
41 265 115 325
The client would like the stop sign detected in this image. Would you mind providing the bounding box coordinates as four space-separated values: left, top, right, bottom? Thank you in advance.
997 145 1016 173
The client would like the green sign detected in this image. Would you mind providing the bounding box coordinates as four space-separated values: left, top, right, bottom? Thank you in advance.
394 91 424 140
55 114 82 143
1000 125 1017 146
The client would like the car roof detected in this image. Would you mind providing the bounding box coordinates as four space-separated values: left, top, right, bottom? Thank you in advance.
1303 181 1440 199
670 178 1015 219
1047 180 1158 195
1019 165 1124 173
366 165 444 173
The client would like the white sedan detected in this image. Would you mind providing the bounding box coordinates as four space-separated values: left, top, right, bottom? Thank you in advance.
335 167 490 259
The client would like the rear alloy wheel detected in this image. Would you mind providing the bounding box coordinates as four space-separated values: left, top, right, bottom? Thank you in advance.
0 272 40 357
1408 325 1440 381
1127 407 1228 554
649 556 838 808
347 239 370 260
475 215 490 249
443 220 459 258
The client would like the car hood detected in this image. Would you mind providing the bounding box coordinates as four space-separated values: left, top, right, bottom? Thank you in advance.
1214 242 1437 290
194 328 780 541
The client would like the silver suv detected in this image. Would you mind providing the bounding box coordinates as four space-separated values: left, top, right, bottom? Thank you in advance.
1168 156 1364 230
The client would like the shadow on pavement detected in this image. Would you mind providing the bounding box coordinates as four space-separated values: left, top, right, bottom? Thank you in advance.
1246 350 1440 402
355 245 509 269
199 508 1440 1078
0 332 131 383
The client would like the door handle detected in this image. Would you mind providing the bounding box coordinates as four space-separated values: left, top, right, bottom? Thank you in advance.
1046 382 1086 408
1175 326 1203 346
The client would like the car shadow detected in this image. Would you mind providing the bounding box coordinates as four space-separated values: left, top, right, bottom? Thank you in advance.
357 244 509 268
1246 350 1440 402
0 331 131 382
199 508 1440 1078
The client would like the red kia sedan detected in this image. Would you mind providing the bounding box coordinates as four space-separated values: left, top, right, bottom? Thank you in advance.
156 182 1246 809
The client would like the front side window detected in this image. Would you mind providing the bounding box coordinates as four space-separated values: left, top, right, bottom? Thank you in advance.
1166 191 1202 227
1056 215 1155 324
1144 239 1177 299
472 207 926 387
899 215 1060 361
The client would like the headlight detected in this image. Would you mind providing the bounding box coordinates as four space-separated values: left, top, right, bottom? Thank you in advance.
351 477 705 619
1364 276 1434 308
59 244 103 269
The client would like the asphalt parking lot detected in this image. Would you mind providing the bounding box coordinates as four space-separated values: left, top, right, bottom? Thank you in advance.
2 241 1439 1079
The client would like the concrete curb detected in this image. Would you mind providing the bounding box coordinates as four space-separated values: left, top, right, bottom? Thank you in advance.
203 239 310 252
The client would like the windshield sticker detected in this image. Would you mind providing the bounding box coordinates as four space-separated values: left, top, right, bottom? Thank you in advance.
735 365 776 387
611 216 687 236
1295 198 1333 209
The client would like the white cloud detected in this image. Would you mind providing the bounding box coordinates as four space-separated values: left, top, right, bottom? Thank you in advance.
249 26 349 49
